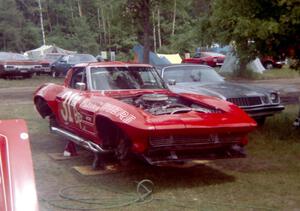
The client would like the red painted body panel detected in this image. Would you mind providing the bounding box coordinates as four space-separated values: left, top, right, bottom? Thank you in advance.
182 52 225 67
34 62 256 163
0 119 38 211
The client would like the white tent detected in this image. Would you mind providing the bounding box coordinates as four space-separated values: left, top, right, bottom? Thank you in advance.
220 50 265 74
24 45 76 59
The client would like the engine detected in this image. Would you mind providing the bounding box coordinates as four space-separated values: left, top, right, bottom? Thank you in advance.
121 93 217 115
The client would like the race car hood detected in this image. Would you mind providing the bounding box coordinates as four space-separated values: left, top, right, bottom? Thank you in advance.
0 119 38 211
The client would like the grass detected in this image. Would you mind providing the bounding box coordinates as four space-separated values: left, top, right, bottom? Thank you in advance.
0 75 64 89
1 99 300 210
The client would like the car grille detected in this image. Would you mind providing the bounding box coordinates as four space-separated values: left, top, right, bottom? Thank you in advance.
149 134 242 148
42 63 50 67
227 97 262 107
217 58 224 62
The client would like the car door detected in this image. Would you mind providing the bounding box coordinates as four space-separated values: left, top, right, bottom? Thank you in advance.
56 68 97 139
55 55 68 73
56 68 86 131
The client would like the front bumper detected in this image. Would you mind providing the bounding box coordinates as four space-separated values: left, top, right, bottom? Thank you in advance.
242 104 285 117
0 69 34 77
143 144 246 165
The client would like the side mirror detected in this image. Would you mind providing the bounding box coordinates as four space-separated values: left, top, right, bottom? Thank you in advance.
167 79 176 86
59 60 67 64
75 82 86 91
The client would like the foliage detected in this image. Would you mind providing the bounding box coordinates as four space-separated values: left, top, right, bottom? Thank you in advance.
209 0 300 74
0 0 299 70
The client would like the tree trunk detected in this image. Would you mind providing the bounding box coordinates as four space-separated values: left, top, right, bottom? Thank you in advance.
171 0 176 36
77 0 82 17
97 8 102 48
152 11 157 53
101 7 107 45
157 7 162 48
142 0 150 63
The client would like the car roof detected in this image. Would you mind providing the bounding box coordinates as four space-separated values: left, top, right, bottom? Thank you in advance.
155 63 214 70
74 61 153 68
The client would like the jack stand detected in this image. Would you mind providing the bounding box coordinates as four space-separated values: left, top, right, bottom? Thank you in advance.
92 153 104 170
63 141 78 157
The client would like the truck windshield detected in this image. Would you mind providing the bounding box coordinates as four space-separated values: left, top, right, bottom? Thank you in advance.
90 66 166 90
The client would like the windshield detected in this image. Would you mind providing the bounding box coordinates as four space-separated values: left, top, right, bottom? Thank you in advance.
44 54 64 62
90 66 166 90
69 54 97 64
0 52 28 61
163 66 224 83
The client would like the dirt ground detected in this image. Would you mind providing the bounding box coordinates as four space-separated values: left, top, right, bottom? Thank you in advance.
1 78 300 211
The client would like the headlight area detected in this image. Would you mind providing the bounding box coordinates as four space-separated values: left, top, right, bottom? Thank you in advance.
4 65 16 71
270 92 280 104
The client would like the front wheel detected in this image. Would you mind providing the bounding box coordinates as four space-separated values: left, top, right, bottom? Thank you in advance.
255 117 266 126
51 70 59 78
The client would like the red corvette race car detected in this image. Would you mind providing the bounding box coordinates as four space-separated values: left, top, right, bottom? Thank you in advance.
34 62 256 166
0 119 38 211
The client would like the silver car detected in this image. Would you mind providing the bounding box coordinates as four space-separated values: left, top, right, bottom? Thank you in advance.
156 64 285 125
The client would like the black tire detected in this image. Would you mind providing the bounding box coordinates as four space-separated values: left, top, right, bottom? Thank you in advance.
264 62 274 69
255 117 266 126
51 70 59 78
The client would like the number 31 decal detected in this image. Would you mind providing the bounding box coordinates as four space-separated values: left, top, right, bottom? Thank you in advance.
60 91 83 125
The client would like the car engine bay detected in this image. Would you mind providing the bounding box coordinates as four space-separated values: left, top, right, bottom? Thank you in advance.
120 93 220 115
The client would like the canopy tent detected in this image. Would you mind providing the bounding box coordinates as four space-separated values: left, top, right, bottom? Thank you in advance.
157 53 182 64
133 44 182 65
24 45 76 59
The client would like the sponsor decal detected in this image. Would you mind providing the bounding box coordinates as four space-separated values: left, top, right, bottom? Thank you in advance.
63 92 136 125
99 102 136 123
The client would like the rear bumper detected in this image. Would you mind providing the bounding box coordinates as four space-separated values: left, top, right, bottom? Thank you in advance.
242 104 285 117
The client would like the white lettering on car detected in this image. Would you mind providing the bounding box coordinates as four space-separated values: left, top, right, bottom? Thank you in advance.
60 91 83 127
79 99 136 124
98 102 136 123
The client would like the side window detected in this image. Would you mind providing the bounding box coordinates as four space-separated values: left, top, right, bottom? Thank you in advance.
61 56 68 62
70 68 87 89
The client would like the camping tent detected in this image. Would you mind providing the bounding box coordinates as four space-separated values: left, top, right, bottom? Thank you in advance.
220 48 265 74
24 45 76 59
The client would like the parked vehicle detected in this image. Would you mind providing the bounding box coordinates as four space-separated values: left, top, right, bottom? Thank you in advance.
156 64 285 125
51 53 97 78
261 56 285 69
0 52 42 79
35 53 66 75
34 62 256 166
182 52 225 67
0 119 38 211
